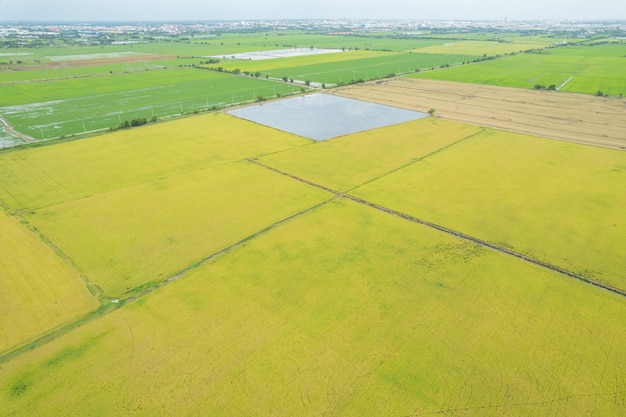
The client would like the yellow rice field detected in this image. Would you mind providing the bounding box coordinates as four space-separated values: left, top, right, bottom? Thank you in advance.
258 117 482 191
26 161 331 298
0 209 98 354
2 200 625 416
0 112 310 211
352 128 626 290
1 82 624 416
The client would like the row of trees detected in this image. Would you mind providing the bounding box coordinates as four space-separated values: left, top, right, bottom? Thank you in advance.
534 84 558 91
201 66 261 78
113 117 157 130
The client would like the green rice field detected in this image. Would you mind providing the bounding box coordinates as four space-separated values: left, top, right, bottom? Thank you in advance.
216 51 468 84
412 40 545 56
0 32 557 142
412 42 626 95
0 68 297 139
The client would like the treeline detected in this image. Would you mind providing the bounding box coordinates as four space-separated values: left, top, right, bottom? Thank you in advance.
112 117 157 131
201 65 262 78
534 84 558 91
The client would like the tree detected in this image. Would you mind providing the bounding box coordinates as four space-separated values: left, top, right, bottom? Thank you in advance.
428 108 436 117
130 118 147 127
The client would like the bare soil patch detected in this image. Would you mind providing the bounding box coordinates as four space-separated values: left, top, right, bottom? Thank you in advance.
1 54 175 72
44 54 175 68
332 78 626 150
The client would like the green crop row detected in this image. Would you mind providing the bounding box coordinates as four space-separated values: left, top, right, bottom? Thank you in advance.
412 42 626 95
0 69 297 138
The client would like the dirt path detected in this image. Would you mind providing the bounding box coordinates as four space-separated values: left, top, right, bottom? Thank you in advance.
331 78 626 150
0 115 35 143
0 197 335 364
557 75 575 91
246 158 626 298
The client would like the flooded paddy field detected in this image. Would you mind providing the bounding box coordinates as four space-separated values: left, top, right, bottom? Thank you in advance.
228 93 427 141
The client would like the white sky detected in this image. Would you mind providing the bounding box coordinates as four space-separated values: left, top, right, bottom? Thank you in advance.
1 0 625 21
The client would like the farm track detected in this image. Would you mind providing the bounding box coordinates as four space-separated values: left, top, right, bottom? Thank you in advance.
0 302 116 366
331 78 626 150
0 197 336 364
0 115 35 143
246 158 626 299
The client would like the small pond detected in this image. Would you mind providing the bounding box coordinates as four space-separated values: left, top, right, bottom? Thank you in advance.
227 94 428 141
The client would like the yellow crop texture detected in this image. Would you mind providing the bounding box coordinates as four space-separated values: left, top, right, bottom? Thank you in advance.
259 117 482 191
0 209 98 354
2 200 625 416
26 161 331 297
0 112 310 211
353 128 626 289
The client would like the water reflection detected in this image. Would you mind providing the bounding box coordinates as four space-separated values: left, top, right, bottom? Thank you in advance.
228 94 427 141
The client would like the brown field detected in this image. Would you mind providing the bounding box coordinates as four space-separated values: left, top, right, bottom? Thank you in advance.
44 54 174 68
0 54 174 73
332 78 626 150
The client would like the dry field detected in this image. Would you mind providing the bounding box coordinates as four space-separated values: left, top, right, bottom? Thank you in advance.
44 54 174 68
332 78 626 150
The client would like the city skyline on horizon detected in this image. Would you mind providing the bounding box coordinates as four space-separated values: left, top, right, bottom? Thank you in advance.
2 0 625 22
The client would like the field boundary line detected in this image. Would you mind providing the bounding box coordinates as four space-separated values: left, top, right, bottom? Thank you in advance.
247 159 626 298
246 158 340 194
0 302 117 365
0 114 35 143
164 197 334 284
557 75 575 91
346 127 485 193
0 197 335 364
10 210 107 300
345 195 626 297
